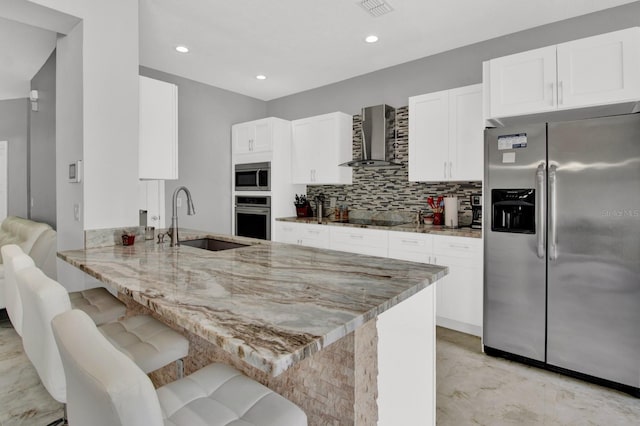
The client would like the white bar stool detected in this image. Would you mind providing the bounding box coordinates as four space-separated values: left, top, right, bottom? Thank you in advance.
2 244 126 329
52 309 307 426
17 266 190 424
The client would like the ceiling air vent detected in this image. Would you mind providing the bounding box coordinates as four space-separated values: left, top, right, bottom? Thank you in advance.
359 0 394 17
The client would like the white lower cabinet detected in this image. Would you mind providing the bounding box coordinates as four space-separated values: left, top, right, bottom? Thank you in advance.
275 222 483 336
388 232 432 263
274 222 329 249
329 226 388 257
431 236 483 336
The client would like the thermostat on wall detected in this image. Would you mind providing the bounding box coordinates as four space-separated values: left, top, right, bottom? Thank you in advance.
69 160 82 183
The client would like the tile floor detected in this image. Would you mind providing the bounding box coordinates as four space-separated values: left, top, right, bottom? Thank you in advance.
436 327 640 425
1 318 639 425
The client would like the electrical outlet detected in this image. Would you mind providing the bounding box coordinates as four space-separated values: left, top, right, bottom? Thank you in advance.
73 203 80 221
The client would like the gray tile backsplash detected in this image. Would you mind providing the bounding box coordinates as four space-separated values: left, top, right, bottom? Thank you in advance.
307 106 482 226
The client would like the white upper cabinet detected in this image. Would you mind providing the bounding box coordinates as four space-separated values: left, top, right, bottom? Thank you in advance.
291 112 352 185
488 46 557 118
139 76 178 180
409 84 483 182
232 119 272 155
408 90 449 182
486 27 640 120
449 85 484 181
557 28 640 108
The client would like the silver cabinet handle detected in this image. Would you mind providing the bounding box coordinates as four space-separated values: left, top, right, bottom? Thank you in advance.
536 162 546 259
443 162 447 179
449 161 453 179
558 81 564 105
448 243 470 249
401 239 419 245
550 82 555 106
549 164 558 260
349 234 364 239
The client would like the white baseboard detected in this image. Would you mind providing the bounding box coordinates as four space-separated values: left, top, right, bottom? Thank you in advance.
436 316 482 337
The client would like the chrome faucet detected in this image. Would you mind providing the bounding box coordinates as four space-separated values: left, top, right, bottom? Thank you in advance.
170 186 196 247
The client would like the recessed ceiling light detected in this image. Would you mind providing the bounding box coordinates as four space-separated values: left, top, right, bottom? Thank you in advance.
365 35 379 43
175 45 189 53
256 75 267 80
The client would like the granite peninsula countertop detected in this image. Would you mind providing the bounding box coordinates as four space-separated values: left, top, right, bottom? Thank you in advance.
58 229 447 376
277 217 483 238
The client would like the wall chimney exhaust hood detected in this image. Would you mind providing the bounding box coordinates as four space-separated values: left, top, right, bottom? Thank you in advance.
340 104 400 168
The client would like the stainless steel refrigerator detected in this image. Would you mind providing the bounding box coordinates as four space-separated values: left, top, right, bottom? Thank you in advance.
484 113 640 395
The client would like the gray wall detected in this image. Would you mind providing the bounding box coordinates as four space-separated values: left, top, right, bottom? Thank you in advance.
0 98 28 217
30 49 56 228
139 67 267 234
267 1 640 119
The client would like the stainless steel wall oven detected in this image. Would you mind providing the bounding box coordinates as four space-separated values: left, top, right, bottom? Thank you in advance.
235 196 271 240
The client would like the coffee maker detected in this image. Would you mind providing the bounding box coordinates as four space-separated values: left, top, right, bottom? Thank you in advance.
470 194 482 229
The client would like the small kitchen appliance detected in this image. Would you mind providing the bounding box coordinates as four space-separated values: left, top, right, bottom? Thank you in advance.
234 162 270 191
470 194 482 229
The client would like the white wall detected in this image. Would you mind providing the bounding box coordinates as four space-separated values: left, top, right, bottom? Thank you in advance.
31 0 140 232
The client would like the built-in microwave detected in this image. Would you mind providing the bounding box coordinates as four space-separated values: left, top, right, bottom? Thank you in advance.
234 162 270 191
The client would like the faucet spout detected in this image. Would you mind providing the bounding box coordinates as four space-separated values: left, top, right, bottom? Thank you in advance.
170 186 196 247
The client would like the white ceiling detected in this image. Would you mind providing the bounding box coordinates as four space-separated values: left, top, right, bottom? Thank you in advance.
139 0 638 101
1 1 637 102
0 16 56 100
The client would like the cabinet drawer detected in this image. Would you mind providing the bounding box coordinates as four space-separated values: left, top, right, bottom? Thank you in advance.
330 227 388 257
388 232 432 252
432 236 482 260
388 232 432 263
300 225 330 242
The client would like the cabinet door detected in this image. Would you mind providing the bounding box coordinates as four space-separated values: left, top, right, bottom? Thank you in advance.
312 115 342 183
557 27 640 108
232 123 253 155
292 112 352 185
435 255 483 331
432 236 483 336
489 46 557 118
252 120 272 152
449 84 483 181
408 90 449 182
139 76 178 179
291 119 315 184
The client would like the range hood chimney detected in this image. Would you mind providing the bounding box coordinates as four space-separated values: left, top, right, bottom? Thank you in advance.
340 104 400 168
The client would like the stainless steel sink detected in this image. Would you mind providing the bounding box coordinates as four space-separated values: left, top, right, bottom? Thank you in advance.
180 238 249 251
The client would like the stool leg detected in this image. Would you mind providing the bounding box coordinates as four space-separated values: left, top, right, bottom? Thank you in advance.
176 358 184 379
46 404 67 425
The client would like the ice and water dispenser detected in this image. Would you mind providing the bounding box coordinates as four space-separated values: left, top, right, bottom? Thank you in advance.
491 189 536 234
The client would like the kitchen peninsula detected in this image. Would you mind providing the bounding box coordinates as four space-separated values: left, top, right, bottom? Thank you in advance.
58 229 447 425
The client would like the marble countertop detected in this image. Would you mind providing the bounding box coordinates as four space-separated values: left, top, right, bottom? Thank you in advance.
277 217 483 238
58 229 447 376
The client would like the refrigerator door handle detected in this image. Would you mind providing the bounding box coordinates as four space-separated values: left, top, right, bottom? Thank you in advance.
549 164 558 260
536 162 546 258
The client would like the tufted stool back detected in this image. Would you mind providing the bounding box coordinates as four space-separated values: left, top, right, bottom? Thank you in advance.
16 266 70 403
52 309 164 426
1 245 35 336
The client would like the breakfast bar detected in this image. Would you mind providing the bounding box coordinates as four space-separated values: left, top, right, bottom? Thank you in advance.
58 229 447 425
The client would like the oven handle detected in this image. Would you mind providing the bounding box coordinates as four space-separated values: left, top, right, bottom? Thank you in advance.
255 169 261 188
235 206 271 215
